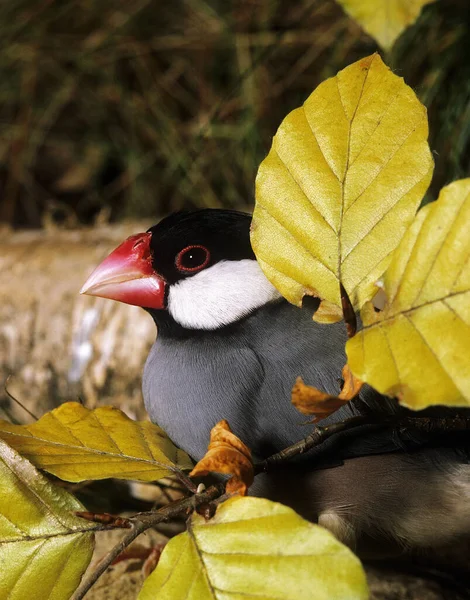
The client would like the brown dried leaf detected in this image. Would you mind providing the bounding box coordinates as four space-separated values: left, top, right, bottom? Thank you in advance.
292 366 363 423
190 420 254 496
339 364 364 400
292 378 348 423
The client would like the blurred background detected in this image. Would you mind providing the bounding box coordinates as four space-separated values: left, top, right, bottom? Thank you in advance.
0 3 469 596
0 0 469 230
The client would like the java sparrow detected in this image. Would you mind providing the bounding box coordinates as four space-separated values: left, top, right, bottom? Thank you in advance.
81 209 470 552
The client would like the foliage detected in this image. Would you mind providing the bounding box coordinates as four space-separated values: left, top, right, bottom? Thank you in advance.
251 53 433 323
252 52 469 413
0 402 193 482
139 496 368 600
0 439 95 600
347 178 470 409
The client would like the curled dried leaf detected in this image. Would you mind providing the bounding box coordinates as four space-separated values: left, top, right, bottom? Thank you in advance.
190 420 254 496
292 378 348 423
292 366 363 423
339 364 364 400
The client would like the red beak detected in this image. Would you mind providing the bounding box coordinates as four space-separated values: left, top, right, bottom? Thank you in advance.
80 232 166 309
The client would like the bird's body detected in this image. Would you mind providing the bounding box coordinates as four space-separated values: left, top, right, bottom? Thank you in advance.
144 297 406 464
143 298 348 462
81 208 470 553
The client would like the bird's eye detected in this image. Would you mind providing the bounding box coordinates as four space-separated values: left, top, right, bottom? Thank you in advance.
175 245 210 274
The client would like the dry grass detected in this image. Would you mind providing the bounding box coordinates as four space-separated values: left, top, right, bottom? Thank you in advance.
0 0 468 227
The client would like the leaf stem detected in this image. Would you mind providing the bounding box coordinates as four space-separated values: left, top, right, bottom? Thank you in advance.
173 469 198 493
340 282 357 338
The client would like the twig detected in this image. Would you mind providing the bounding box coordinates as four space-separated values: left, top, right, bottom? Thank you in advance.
173 469 198 493
70 483 225 600
4 375 39 421
400 415 470 434
75 512 132 529
255 415 370 473
256 412 470 474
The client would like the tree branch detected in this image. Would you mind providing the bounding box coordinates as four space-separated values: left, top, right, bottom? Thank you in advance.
256 412 470 474
70 483 225 600
255 415 370 473
71 409 470 599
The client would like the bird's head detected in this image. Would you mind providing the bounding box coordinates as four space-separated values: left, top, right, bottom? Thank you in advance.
81 209 281 331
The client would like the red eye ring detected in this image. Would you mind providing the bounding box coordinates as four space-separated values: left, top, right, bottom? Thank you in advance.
175 245 210 273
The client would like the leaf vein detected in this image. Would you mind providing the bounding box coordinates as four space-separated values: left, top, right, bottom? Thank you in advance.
1 459 72 533
378 323 401 386
271 148 337 234
91 411 123 455
362 290 470 330
403 313 462 395
338 56 371 280
349 89 403 170
49 410 86 448
344 115 425 216
256 203 337 278
343 169 430 264
301 106 341 183
187 520 217 599
4 540 47 600
0 433 174 468
410 191 469 307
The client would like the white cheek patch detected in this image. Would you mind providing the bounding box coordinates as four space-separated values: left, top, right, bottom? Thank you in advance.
167 259 282 330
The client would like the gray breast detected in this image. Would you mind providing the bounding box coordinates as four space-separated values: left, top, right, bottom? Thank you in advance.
143 300 353 461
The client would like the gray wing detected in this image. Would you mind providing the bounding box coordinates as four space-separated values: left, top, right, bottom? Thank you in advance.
246 301 456 464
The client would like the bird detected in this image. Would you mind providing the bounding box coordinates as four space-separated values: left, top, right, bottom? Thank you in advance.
81 208 470 554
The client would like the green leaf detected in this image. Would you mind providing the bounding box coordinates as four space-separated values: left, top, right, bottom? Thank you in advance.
347 179 470 409
0 439 95 600
0 402 193 483
251 53 433 323
337 0 436 50
139 496 368 600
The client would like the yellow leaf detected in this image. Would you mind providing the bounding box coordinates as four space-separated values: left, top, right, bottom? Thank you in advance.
0 439 94 600
139 496 368 600
190 420 254 496
338 0 436 50
0 402 193 483
251 53 433 323
347 179 470 409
